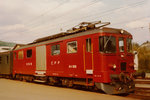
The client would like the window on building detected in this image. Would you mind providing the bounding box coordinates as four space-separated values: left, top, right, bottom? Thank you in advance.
119 37 124 52
6 56 9 64
99 36 116 53
86 38 91 52
67 41 77 53
51 44 60 55
27 49 32 58
0 56 2 64
18 51 24 59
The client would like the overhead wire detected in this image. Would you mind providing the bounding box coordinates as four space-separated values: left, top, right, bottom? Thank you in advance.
1 0 99 34
0 0 101 35
112 16 150 26
52 0 146 28
31 0 147 34
24 0 100 29
51 0 147 31
0 0 69 35
0 0 148 41
22 0 69 26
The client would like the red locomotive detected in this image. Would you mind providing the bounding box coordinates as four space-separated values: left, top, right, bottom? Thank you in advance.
11 21 135 94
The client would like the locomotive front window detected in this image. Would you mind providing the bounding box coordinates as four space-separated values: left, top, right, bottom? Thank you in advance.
127 38 132 53
51 44 60 55
99 36 116 53
67 41 77 53
119 37 124 52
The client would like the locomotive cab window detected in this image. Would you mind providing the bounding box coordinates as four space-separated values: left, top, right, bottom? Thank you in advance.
18 51 24 59
127 38 132 53
67 41 77 53
119 37 124 52
27 49 32 58
86 38 91 52
99 36 116 53
51 44 60 55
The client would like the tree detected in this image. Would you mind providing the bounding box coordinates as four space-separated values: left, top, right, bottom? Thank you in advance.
138 42 150 72
132 42 140 51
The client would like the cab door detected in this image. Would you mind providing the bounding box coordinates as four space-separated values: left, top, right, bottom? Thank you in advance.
35 45 46 75
118 37 127 72
84 38 94 75
49 43 63 72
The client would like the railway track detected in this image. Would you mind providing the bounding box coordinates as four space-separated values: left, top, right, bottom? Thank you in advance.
2 76 150 100
128 78 150 100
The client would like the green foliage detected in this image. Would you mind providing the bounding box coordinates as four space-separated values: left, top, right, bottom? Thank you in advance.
138 42 150 73
0 41 16 47
132 42 140 51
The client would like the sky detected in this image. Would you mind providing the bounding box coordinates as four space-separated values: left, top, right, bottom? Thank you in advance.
0 0 150 45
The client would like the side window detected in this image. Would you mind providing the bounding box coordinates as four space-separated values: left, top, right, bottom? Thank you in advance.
51 44 60 55
119 37 124 52
99 36 104 52
6 56 9 64
67 41 77 53
0 56 2 64
86 38 91 52
27 49 32 58
18 50 24 59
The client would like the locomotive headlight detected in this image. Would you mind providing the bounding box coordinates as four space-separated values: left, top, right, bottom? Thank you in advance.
113 64 117 69
120 29 124 34
109 64 117 70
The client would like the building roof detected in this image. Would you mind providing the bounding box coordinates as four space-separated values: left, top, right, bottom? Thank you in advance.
12 44 26 50
0 46 12 53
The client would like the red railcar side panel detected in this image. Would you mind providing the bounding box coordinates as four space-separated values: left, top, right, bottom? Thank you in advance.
13 47 36 75
12 30 134 84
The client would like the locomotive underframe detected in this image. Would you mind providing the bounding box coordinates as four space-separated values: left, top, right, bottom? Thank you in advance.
11 72 135 94
95 73 135 94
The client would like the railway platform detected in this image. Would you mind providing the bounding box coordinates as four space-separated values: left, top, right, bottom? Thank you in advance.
0 78 137 100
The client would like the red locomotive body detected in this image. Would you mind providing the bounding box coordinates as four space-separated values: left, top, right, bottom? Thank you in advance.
13 21 135 94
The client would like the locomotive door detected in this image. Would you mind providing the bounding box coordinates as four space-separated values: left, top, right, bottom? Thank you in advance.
118 37 127 72
84 38 93 75
36 45 46 74
49 43 63 72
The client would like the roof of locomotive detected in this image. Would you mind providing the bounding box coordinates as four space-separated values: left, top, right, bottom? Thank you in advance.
33 27 131 43
14 27 132 51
